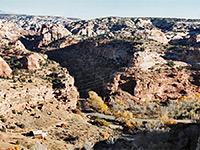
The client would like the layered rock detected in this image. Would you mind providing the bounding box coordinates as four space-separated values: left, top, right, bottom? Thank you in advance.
105 71 200 102
0 56 12 76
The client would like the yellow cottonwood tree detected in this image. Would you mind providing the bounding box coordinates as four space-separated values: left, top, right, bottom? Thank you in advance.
87 91 108 114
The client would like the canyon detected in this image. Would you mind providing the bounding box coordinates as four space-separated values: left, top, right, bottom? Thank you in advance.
0 13 200 149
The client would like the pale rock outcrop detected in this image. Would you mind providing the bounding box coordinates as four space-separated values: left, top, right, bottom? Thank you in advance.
134 28 168 44
131 51 166 71
0 56 12 76
77 28 97 37
0 85 55 114
22 53 45 70
0 21 23 41
60 73 79 109
12 40 26 50
31 145 47 150
38 24 72 47
0 39 9 47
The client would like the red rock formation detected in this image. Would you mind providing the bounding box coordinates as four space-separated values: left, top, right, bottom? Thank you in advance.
106 71 200 102
0 56 12 76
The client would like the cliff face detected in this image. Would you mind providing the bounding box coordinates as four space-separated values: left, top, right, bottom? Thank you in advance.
105 70 200 103
46 35 200 103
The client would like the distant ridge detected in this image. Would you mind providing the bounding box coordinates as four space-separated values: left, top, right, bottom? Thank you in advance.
0 12 80 22
0 10 10 14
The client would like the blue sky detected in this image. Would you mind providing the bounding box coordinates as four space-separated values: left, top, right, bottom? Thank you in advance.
0 0 199 19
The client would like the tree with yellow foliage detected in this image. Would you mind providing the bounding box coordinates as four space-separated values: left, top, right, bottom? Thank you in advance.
87 91 108 114
8 146 21 150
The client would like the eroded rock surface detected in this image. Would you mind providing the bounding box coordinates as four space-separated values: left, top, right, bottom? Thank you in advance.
131 51 166 71
21 53 45 70
38 24 72 48
0 56 12 76
134 28 168 44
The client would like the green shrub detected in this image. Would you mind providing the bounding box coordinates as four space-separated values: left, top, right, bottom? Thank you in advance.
18 112 23 115
28 79 33 83
1 126 6 132
52 67 56 71
12 110 16 114
12 69 19 76
167 61 175 67
1 118 7 122
15 123 25 129
10 126 16 129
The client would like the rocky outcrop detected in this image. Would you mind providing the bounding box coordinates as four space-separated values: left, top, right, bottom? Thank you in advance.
106 71 200 102
62 74 79 109
0 20 24 41
133 72 200 101
134 28 168 44
38 24 72 47
21 53 45 70
0 39 9 47
12 40 26 50
131 51 166 71
54 69 79 109
0 85 55 115
0 56 12 76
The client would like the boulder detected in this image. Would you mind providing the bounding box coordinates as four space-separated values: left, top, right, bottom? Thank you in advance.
22 53 45 70
0 56 12 76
